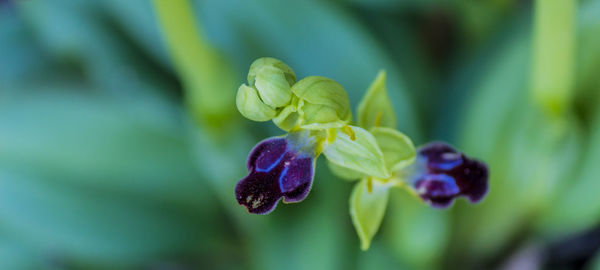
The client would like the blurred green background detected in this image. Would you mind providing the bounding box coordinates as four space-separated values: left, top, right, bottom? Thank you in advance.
1 0 599 269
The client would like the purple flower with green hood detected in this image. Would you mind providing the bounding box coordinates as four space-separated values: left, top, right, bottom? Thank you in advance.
235 131 317 214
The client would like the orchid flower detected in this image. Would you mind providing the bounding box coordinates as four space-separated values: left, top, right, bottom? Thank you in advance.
234 58 489 251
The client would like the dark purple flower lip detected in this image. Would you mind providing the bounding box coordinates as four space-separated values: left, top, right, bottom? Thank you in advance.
407 142 489 208
235 132 317 214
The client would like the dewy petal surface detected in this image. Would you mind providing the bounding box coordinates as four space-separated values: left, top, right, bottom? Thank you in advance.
235 134 316 214
408 142 489 208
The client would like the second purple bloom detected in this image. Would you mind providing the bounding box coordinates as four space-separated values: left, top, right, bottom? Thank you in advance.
409 142 489 208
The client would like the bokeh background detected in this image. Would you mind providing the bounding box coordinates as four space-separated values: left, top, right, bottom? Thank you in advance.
1 0 599 269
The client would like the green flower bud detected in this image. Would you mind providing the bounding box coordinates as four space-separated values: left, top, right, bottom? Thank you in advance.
236 84 277 121
247 57 296 108
291 76 351 129
273 105 300 131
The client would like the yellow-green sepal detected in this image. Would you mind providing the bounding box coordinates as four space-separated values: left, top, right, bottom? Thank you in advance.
357 70 397 130
248 57 296 108
350 178 390 251
248 57 296 86
370 127 416 172
292 76 351 127
327 160 365 181
298 102 347 129
323 125 390 179
236 84 277 121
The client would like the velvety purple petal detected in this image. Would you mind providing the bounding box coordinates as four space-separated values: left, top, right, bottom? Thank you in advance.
235 171 283 215
459 158 489 203
415 174 460 208
236 134 316 214
280 157 314 203
247 137 287 171
420 142 463 171
410 142 489 208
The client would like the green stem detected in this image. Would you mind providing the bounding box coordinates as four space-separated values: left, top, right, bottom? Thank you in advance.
153 0 235 128
531 0 576 117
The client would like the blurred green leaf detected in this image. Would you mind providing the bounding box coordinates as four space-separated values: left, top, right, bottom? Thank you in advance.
386 190 448 269
538 106 600 236
153 0 237 126
0 88 204 207
0 170 203 267
0 87 223 267
0 238 50 270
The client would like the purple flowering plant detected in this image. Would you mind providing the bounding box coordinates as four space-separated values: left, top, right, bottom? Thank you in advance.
234 57 489 250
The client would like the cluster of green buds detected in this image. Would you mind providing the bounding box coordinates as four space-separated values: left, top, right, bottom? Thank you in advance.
236 57 351 131
234 57 489 251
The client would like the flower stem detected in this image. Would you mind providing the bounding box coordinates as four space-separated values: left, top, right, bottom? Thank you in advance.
531 0 576 118
152 0 236 128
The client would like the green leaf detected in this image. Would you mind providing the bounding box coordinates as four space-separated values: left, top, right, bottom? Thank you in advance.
531 0 576 116
0 88 216 266
358 70 397 130
370 127 416 172
153 0 237 124
327 160 365 181
386 190 448 268
538 106 600 235
323 125 390 179
350 178 390 251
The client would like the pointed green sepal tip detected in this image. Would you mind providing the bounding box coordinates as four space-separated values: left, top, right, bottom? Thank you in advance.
350 178 390 251
358 70 397 130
